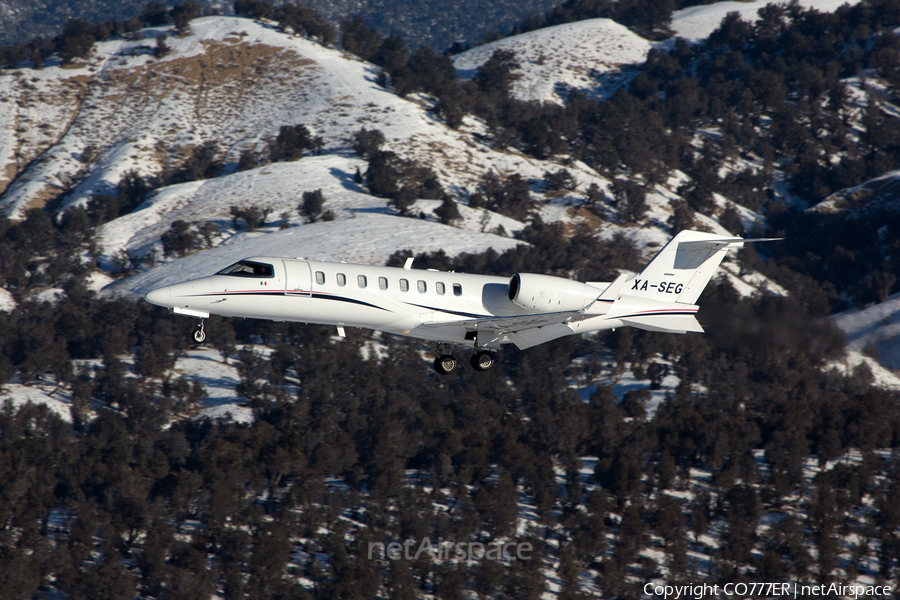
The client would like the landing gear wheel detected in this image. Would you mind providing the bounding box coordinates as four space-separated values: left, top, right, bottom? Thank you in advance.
471 351 495 371
434 354 457 375
191 325 207 345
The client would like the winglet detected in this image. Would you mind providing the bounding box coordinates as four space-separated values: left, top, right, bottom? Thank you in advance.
404 257 414 270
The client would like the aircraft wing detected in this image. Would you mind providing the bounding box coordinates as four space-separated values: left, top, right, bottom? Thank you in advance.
420 310 587 350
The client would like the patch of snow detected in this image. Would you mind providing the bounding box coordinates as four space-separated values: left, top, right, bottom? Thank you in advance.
35 288 64 304
0 382 73 422
173 348 254 423
86 271 114 294
0 287 15 312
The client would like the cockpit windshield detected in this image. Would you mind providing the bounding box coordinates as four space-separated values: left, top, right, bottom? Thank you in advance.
217 261 274 278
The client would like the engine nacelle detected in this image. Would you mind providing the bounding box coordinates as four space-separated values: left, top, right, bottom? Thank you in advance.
508 273 599 312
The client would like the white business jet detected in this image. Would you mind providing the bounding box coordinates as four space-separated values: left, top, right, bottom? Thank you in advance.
144 230 776 374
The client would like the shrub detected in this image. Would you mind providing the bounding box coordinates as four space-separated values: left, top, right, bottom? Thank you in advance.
544 168 577 192
435 197 461 225
299 189 325 223
234 0 274 19
269 124 321 162
230 206 270 230
352 128 385 159
162 220 198 258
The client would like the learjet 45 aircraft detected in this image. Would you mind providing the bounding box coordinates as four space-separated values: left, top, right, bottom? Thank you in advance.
144 230 777 374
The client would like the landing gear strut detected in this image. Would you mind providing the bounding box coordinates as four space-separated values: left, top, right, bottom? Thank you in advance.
191 319 207 345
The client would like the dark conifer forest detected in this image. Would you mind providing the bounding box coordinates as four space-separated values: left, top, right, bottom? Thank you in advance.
3 0 900 597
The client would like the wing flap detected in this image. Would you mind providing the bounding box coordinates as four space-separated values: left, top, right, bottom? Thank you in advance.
504 323 576 349
419 309 586 332
620 314 704 334
418 309 586 349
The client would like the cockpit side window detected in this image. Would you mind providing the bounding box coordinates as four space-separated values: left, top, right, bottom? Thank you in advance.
218 261 274 278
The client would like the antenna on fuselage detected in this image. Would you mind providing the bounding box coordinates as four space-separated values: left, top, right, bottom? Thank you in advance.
404 257 414 270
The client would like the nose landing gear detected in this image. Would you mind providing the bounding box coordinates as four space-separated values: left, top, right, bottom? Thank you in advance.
191 319 207 345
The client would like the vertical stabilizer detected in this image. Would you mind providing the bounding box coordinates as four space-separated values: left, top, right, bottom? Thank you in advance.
626 230 768 305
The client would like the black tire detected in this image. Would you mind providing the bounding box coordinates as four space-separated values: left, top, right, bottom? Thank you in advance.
191 326 207 345
434 354 457 375
471 351 495 371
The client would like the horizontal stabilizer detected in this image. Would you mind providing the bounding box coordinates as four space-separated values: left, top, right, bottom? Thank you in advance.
677 236 782 248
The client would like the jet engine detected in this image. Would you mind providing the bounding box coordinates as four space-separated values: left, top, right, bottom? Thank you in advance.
508 273 599 312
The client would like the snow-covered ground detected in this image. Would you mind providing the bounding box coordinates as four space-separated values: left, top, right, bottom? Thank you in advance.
0 348 251 424
454 19 652 105
667 0 864 44
452 0 862 106
833 291 900 374
809 168 900 215
0 287 14 312
0 16 615 221
94 154 528 297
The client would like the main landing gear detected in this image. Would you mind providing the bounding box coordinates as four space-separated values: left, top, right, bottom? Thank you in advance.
471 351 494 372
432 343 496 374
434 354 458 375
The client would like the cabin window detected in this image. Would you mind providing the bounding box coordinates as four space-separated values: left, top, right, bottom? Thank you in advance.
400 279 409 291
378 276 388 290
315 271 325 285
358 275 367 288
453 284 462 296
337 273 346 286
417 280 427 293
436 282 445 295
218 260 274 278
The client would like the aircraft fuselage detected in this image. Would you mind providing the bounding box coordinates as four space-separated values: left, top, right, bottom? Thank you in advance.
143 257 619 348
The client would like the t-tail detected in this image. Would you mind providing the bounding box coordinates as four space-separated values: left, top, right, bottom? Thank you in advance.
605 230 780 334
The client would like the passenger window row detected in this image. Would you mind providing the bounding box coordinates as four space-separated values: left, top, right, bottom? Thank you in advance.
315 271 462 296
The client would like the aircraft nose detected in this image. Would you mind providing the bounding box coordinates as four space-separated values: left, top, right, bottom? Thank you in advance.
144 286 172 307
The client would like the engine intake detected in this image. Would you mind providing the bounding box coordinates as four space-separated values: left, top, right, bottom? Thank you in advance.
508 273 599 312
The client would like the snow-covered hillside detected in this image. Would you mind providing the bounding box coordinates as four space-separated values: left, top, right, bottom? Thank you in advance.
95 155 527 293
0 17 605 218
0 16 630 296
833 292 900 374
809 169 900 216
453 19 652 105
0 13 771 303
453 0 864 105
667 0 863 44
